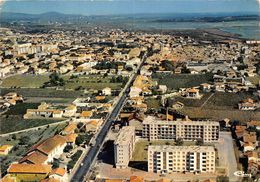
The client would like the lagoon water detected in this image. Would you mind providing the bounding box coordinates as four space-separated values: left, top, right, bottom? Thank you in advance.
124 19 260 40
2 0 260 40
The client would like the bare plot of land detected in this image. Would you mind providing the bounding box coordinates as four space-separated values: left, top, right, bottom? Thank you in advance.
180 107 260 121
153 73 213 90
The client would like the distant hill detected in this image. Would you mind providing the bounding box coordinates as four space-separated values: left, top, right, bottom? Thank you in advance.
1 12 259 23
0 12 87 22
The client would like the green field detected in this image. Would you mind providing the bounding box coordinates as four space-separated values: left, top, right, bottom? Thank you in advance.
1 75 49 88
172 92 213 107
204 92 258 110
0 88 84 98
0 74 124 91
0 115 63 134
145 98 161 110
153 73 213 90
177 92 260 121
63 75 123 90
5 103 40 115
247 75 260 85
180 107 260 122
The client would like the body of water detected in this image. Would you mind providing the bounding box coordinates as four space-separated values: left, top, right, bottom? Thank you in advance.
124 19 260 40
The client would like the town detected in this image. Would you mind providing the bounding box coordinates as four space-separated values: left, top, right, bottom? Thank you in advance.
0 24 259 182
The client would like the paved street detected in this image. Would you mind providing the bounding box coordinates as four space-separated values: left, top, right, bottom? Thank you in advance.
98 163 217 182
216 132 240 182
70 54 146 181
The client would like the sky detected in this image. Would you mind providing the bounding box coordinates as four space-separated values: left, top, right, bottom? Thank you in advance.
0 0 259 15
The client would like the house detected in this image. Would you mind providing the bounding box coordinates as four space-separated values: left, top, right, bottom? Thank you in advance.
243 142 255 152
61 123 77 135
238 98 257 111
81 111 93 119
234 125 247 139
185 88 201 99
214 82 225 92
102 87 112 96
19 151 48 164
27 135 67 163
200 83 212 92
172 102 184 110
96 95 106 101
7 164 52 182
186 62 208 72
130 176 144 182
246 151 259 163
3 92 23 105
247 121 260 130
174 67 182 74
85 120 102 132
0 145 13 155
48 168 68 182
132 103 148 112
129 87 142 98
64 133 78 146
1 175 16 182
63 105 77 117
247 161 259 175
158 85 167 94
24 102 64 119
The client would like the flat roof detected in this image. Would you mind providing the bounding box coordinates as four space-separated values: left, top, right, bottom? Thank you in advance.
148 145 215 153
143 116 219 126
114 126 135 145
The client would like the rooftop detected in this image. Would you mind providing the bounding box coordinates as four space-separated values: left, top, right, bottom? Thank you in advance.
148 145 215 153
143 116 219 126
8 164 52 174
114 126 135 146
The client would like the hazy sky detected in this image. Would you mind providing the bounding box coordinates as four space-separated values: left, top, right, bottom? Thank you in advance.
1 0 259 15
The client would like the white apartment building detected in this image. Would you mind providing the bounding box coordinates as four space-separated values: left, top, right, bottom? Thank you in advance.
142 116 219 143
114 126 135 169
148 145 216 174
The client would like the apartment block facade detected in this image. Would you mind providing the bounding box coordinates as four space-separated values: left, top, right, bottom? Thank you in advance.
148 145 215 174
142 116 219 142
114 126 135 169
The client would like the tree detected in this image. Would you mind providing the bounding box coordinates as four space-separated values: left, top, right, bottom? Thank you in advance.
47 73 65 87
77 122 84 129
196 139 204 146
52 159 60 168
75 135 85 146
19 136 30 145
64 145 73 153
217 176 229 182
175 138 183 146
126 67 133 72
11 134 17 140
181 67 191 74
161 60 175 71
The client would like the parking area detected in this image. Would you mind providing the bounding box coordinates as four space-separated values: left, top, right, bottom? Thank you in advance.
215 132 240 182
97 163 217 181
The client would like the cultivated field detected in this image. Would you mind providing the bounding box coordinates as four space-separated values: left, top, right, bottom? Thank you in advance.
1 75 49 88
0 74 125 90
1 103 63 134
0 88 84 98
153 73 213 90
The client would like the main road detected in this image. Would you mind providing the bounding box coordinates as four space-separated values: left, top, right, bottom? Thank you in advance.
70 53 147 181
